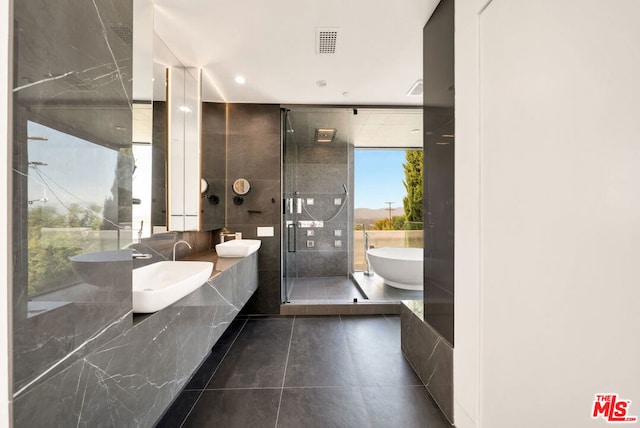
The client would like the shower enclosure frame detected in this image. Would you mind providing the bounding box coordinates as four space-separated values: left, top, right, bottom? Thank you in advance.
280 107 355 304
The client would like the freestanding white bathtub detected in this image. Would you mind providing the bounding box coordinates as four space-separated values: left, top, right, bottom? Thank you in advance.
366 247 423 290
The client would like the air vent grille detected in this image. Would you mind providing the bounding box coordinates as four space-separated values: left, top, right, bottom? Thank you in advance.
316 28 339 54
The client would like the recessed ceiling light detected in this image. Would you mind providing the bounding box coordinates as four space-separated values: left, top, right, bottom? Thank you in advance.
411 129 420 133
115 126 127 131
234 75 246 84
436 142 450 145
316 80 327 87
178 106 192 113
441 134 455 138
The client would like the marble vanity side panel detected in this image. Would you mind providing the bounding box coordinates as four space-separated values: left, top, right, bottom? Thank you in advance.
400 301 453 425
13 254 258 427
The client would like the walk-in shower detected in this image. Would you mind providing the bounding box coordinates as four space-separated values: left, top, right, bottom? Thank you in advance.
281 107 357 303
280 106 425 306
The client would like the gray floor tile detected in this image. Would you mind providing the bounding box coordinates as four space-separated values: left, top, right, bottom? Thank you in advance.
207 318 293 389
288 276 364 302
284 317 359 387
161 315 452 428
154 390 200 428
362 385 452 428
341 316 422 386
184 318 247 390
182 389 280 428
277 387 370 428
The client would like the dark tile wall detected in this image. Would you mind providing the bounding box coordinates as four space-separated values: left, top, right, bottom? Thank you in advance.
423 0 454 343
151 101 167 228
222 103 282 314
201 103 226 230
11 0 133 398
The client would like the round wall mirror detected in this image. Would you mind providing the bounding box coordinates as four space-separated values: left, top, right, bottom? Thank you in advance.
200 178 209 194
232 178 251 195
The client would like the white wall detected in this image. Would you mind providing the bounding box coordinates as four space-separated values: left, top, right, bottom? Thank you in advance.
456 1 640 427
453 0 483 426
0 0 11 425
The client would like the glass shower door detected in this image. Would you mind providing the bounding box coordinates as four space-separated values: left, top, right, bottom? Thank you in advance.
281 109 298 302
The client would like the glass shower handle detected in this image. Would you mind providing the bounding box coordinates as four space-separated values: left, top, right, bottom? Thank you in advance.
287 223 296 252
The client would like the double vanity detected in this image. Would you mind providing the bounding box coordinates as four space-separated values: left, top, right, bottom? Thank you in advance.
131 239 261 314
18 238 263 427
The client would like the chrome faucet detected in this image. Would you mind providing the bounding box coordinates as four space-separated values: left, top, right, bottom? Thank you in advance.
173 240 192 261
132 249 152 260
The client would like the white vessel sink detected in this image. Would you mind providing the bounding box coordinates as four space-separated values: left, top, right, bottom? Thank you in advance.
215 239 261 258
133 261 213 313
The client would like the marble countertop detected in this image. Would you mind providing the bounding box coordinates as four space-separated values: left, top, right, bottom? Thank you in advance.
183 250 247 279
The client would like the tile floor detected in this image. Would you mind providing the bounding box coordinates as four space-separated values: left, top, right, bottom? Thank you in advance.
286 276 365 303
285 274 425 304
155 315 451 428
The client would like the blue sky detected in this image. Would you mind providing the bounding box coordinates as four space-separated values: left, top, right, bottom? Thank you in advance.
354 150 407 210
27 121 118 209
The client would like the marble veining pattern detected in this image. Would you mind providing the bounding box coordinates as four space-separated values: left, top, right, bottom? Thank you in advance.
13 253 258 427
400 300 454 425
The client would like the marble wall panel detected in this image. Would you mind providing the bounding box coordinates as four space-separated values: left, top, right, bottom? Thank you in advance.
11 0 134 397
400 300 453 425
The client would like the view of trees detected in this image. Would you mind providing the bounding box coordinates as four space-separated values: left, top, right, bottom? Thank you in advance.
28 203 103 295
369 149 423 231
403 149 423 226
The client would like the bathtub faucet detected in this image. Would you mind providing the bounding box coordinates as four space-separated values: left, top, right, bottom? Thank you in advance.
362 224 373 276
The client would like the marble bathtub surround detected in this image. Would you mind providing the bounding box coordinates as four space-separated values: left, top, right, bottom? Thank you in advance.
401 300 453 425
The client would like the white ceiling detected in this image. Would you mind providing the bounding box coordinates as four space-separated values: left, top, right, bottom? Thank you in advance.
152 0 440 105
287 107 423 148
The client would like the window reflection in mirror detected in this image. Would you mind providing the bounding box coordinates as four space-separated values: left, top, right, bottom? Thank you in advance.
26 120 132 296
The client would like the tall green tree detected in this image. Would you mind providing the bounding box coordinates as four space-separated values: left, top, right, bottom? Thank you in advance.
402 150 423 227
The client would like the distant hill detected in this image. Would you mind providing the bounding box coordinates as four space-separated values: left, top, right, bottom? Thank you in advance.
354 207 404 227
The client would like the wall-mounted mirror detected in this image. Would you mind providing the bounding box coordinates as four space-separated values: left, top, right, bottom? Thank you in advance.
133 4 226 235
232 178 251 195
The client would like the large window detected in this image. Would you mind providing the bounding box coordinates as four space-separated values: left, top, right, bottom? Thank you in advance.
353 148 423 270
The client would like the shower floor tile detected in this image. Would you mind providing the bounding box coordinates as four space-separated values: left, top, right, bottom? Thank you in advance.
156 315 451 428
286 276 364 302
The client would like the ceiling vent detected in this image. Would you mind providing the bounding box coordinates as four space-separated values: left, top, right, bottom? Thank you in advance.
316 28 339 54
406 79 423 96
